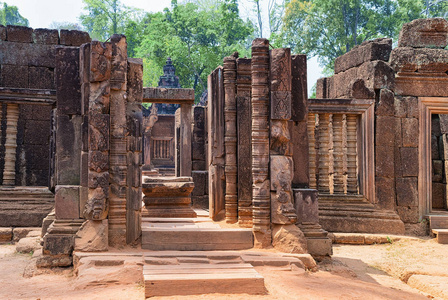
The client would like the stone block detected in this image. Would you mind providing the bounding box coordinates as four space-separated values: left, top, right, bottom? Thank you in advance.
335 38 392 74
270 120 291 155
28 66 54 89
88 171 109 192
126 186 142 211
90 41 112 82
59 29 91 46
43 234 74 256
88 151 109 173
75 220 108 252
89 113 109 151
16 236 40 253
402 118 419 147
432 183 446 209
192 160 206 171
375 146 394 178
36 254 72 268
110 34 127 90
398 18 448 48
291 55 307 122
376 89 394 116
0 227 12 243
0 25 6 40
56 115 82 185
396 206 419 223
33 28 59 44
192 171 207 196
350 79 375 99
396 177 418 207
315 77 328 98
1 64 28 88
24 120 51 145
390 47 448 73
55 185 80 219
56 46 81 115
293 189 318 224
401 147 419 177
395 117 402 148
272 224 307 254
13 227 41 242
376 116 395 147
127 58 144 102
6 25 33 43
394 96 418 119
440 115 448 134
432 136 440 160
290 121 309 187
375 177 395 210
271 156 297 225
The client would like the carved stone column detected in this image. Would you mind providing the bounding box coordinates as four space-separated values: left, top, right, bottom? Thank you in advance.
236 58 253 227
332 114 344 193
223 55 238 223
346 114 358 194
318 113 330 193
251 39 271 247
3 103 19 185
308 114 317 189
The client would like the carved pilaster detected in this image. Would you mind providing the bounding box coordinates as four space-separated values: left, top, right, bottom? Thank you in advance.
346 114 358 194
3 103 19 185
318 113 330 193
251 38 271 247
223 55 238 223
237 58 253 227
308 114 317 189
332 114 344 193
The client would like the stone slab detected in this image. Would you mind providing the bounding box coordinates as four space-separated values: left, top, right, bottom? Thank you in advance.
398 18 448 48
143 87 194 104
0 227 12 243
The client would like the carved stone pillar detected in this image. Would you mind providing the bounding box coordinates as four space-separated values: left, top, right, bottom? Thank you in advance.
318 113 330 193
236 58 253 227
308 114 317 189
251 38 271 247
3 103 19 185
332 114 344 193
346 114 358 194
223 55 238 223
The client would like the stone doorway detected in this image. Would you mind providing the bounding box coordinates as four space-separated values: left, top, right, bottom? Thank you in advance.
431 113 448 213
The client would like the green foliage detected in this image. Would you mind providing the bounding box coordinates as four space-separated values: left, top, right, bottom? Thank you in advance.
136 0 254 102
49 21 83 31
278 0 436 71
0 2 28 26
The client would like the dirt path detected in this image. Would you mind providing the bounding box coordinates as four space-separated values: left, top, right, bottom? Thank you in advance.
0 241 435 300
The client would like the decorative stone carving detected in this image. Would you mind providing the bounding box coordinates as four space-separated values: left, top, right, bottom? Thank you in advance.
332 114 344 193
270 156 297 224
317 114 330 193
346 114 358 194
223 55 238 223
251 38 271 247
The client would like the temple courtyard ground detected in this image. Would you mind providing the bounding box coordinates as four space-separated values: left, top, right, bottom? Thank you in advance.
0 236 446 299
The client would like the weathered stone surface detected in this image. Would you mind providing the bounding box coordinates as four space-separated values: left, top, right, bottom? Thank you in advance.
433 160 443 182
110 34 127 90
396 177 418 207
291 55 307 122
0 41 56 67
390 47 448 73
376 89 394 116
396 206 419 223
290 121 309 187
55 185 80 219
13 227 41 242
28 66 54 89
7 25 33 43
270 120 291 155
293 189 318 224
127 58 144 102
16 236 41 253
432 182 446 209
272 225 307 254
0 25 6 41
90 41 112 82
192 171 207 197
375 146 394 178
376 116 395 147
402 118 419 147
270 156 297 225
36 254 72 267
350 79 375 99
394 96 419 118
192 106 206 161
56 46 81 115
89 113 109 151
1 64 28 88
0 228 12 243
89 81 110 114
43 234 74 256
33 28 59 44
56 115 82 185
59 29 91 46
316 77 328 98
440 115 448 134
335 38 392 74
375 177 395 210
85 187 109 220
75 220 108 252
401 147 419 177
398 18 448 48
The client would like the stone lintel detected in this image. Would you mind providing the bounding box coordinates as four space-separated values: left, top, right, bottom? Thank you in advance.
309 98 374 114
143 87 194 104
0 87 56 105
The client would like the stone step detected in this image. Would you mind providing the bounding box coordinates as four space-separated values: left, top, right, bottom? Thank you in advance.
432 229 448 244
142 227 254 251
429 215 448 230
143 263 265 297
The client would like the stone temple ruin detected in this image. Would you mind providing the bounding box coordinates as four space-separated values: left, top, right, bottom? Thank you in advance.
1 18 448 297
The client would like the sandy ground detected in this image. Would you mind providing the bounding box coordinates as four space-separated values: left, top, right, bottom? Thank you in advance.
1 238 446 300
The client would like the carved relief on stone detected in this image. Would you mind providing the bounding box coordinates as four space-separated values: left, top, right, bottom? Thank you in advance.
223 55 238 223
251 38 271 246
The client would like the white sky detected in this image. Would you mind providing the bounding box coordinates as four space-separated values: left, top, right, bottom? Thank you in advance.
9 0 322 93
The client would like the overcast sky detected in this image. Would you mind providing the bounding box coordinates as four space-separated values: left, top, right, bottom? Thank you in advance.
10 0 322 92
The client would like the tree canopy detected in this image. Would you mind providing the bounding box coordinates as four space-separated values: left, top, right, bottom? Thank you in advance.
0 2 28 26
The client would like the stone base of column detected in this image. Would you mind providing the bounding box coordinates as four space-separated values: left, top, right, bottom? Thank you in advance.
253 228 272 249
299 223 332 256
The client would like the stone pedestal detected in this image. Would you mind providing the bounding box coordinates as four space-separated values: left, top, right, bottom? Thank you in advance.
142 176 197 218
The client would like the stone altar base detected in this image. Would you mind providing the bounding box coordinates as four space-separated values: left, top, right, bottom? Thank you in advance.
142 176 197 218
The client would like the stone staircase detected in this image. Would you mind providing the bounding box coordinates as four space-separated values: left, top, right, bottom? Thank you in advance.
0 186 53 227
430 215 448 244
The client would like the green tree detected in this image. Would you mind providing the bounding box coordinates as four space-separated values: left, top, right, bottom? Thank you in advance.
0 2 28 26
49 21 83 31
136 0 254 102
279 0 424 71
79 0 143 41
